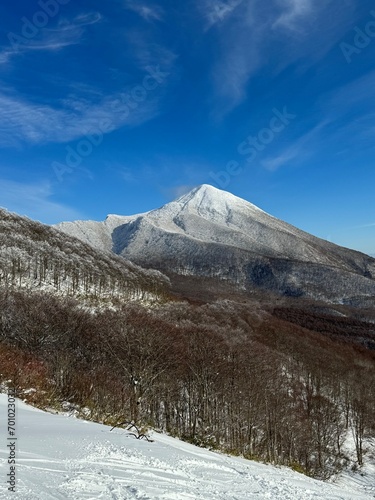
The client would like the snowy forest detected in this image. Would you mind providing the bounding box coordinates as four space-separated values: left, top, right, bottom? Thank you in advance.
0 208 168 301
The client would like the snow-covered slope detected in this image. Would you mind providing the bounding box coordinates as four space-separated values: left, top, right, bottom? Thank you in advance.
57 213 139 254
142 185 337 263
56 185 351 262
1 394 374 500
0 208 169 302
55 185 375 303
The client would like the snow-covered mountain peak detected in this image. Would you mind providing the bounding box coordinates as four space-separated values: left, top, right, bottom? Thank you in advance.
173 184 265 217
145 184 268 232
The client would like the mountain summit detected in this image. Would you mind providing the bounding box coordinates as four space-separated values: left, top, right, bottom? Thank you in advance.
151 184 266 221
56 185 375 304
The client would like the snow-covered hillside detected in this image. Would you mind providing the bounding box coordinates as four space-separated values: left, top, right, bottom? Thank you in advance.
0 395 374 500
0 208 169 303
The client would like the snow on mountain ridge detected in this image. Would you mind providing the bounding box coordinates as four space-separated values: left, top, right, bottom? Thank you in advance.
134 185 349 263
55 184 273 249
56 184 305 249
54 185 373 267
149 184 268 226
136 184 308 247
171 184 267 218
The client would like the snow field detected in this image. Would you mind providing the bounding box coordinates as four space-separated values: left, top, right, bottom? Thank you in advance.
0 395 373 499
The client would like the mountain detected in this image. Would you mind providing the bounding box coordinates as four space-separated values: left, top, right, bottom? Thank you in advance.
56 185 375 305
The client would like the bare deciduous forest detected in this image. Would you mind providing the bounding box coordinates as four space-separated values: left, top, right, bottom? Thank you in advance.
0 209 374 480
1 290 374 478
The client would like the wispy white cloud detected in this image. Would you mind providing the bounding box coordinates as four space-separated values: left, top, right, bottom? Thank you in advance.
124 1 164 22
119 168 137 183
310 71 375 147
322 70 375 115
261 147 301 172
0 83 166 147
165 184 197 199
262 69 375 171
0 12 101 65
208 0 260 115
0 7 175 147
261 120 329 171
124 29 177 73
274 0 313 30
357 223 375 228
0 179 84 223
203 0 354 115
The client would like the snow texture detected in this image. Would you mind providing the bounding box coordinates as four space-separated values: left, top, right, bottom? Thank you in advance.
0 394 374 499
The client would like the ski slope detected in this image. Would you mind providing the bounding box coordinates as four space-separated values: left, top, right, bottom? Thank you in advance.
0 394 373 499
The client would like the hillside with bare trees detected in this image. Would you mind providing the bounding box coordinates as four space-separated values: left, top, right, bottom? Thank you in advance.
0 208 169 303
0 207 374 480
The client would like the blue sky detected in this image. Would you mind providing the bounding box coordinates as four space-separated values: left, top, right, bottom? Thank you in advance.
0 0 374 255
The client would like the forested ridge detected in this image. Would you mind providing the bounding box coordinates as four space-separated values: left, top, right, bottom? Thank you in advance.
0 208 169 301
0 208 374 480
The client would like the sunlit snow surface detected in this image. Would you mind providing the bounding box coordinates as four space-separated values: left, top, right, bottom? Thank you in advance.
0 395 373 499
